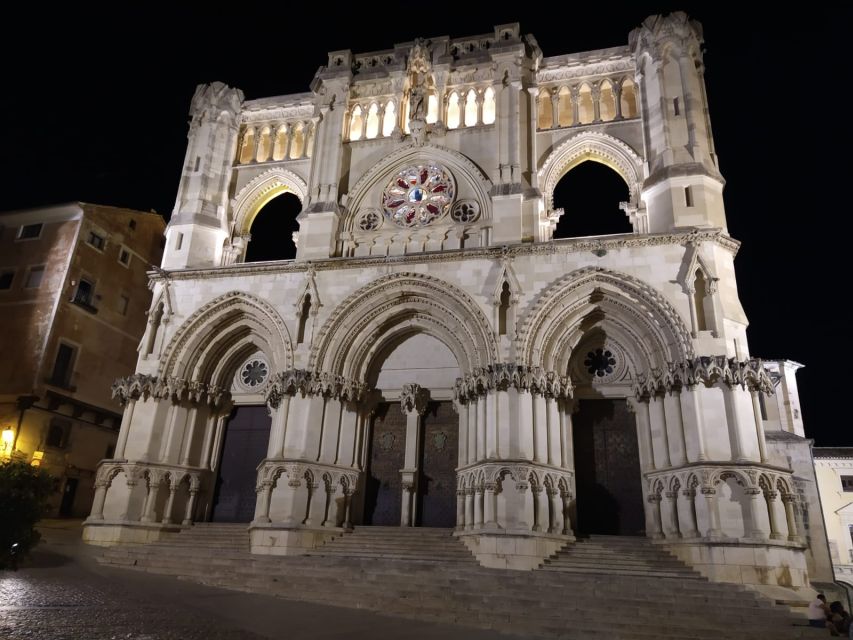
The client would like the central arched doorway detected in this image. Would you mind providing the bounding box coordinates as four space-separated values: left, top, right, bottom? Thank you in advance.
569 333 644 536
362 333 460 527
553 160 632 239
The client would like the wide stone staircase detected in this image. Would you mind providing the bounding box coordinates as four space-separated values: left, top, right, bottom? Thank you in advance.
97 526 822 640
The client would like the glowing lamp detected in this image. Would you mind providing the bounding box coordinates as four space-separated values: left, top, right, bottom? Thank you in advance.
1 428 13 458
31 450 44 467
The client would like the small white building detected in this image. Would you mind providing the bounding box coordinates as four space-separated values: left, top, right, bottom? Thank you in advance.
82 13 832 595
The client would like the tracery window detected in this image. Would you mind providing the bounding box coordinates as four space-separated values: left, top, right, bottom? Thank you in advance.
382 164 455 228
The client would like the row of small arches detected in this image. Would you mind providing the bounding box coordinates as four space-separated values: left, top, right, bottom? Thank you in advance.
348 87 497 141
237 121 316 165
537 78 638 130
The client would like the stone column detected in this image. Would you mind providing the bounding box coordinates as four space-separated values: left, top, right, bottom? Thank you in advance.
560 489 573 536
343 488 354 530
140 479 162 523
476 395 487 460
88 483 107 520
700 487 723 538
681 385 708 461
474 486 484 529
548 487 561 534
114 399 136 459
648 394 671 468
267 396 290 458
744 488 766 539
550 91 559 128
614 82 624 119
631 398 655 471
182 488 198 526
250 126 261 163
591 84 602 122
647 494 664 539
750 390 769 463
456 489 465 531
765 491 783 540
722 385 749 462
400 383 429 527
162 483 178 525
467 400 477 464
546 397 561 466
663 491 681 539
570 86 580 125
679 488 700 538
483 482 498 530
783 494 803 543
180 406 199 466
254 481 273 524
465 487 475 531
532 486 547 532
527 87 539 187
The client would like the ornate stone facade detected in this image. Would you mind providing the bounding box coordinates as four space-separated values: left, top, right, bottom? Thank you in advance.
83 14 828 591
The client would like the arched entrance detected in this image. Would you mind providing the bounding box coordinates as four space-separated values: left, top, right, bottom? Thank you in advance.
517 267 693 539
362 333 460 527
553 161 633 238
244 192 301 262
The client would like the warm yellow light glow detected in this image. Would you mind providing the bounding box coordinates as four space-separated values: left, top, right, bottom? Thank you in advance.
31 450 44 467
482 87 495 125
447 92 460 129
382 101 396 137
426 94 438 124
1 428 12 444
0 428 13 459
365 103 380 139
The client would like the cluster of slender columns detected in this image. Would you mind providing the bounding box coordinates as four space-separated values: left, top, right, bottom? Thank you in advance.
237 121 316 164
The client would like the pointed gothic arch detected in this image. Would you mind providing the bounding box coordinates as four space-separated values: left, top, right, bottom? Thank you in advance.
343 143 493 232
517 267 693 374
310 272 498 381
160 291 293 387
539 131 644 213
230 167 308 238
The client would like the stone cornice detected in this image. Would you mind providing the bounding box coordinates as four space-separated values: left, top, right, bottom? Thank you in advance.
537 53 634 84
455 364 572 403
265 369 367 407
148 229 740 282
633 357 774 398
111 374 230 408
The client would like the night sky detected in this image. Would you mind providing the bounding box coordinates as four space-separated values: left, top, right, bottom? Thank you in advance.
1 5 847 445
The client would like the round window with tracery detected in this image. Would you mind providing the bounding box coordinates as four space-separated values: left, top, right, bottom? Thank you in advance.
382 164 455 228
240 360 268 388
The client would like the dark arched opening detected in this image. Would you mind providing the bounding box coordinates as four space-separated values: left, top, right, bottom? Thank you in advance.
553 161 632 239
244 192 302 262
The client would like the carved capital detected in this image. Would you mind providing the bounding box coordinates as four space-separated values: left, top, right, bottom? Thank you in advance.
400 383 430 415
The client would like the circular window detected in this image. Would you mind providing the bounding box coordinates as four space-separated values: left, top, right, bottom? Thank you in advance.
382 164 455 228
240 360 268 388
584 348 616 378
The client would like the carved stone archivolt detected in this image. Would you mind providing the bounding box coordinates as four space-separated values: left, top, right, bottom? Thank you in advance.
633 356 774 398
454 364 572 403
111 374 230 408
264 369 367 408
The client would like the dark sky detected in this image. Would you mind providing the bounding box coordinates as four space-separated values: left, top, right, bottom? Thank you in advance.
1 5 847 445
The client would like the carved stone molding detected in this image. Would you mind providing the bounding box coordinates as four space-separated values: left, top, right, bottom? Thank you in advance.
265 369 367 408
454 364 573 403
400 383 430 415
634 356 774 398
111 374 230 408
457 461 573 494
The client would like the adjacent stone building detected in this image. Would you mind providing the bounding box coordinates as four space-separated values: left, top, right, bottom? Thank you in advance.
0 203 164 517
813 448 853 588
83 13 831 593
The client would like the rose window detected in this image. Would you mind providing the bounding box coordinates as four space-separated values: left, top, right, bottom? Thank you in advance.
584 348 616 378
240 360 268 387
382 164 454 228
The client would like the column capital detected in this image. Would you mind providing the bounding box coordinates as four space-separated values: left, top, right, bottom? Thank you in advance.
400 383 430 415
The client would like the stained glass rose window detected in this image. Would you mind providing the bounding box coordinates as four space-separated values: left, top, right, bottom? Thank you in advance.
382 164 454 228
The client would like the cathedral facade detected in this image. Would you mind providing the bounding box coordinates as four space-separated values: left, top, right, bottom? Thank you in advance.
83 13 823 590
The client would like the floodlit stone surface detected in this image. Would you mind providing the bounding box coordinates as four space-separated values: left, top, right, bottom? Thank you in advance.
83 13 828 592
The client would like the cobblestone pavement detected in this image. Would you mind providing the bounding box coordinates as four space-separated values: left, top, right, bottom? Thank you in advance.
0 521 522 640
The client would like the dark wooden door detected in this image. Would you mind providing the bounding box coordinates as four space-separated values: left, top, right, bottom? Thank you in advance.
211 405 271 523
572 399 644 536
364 403 406 525
418 401 458 527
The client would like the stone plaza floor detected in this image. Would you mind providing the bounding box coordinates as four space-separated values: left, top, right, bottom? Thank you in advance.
0 520 524 640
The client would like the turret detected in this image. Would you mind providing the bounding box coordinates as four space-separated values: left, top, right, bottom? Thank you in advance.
162 82 244 269
630 12 725 232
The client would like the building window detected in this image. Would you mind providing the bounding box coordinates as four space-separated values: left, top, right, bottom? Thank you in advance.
842 476 853 492
47 420 71 449
72 278 97 311
0 270 14 290
684 186 694 207
118 294 130 315
17 223 43 240
128 219 137 231
86 230 106 251
105 443 115 459
50 343 77 388
118 247 131 267
25 266 45 289
175 232 184 250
